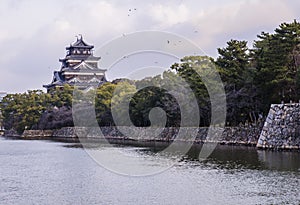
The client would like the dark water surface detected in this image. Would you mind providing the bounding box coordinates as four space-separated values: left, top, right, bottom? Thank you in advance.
0 137 299 205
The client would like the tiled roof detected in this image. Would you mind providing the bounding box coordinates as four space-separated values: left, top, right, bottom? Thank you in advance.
66 36 94 49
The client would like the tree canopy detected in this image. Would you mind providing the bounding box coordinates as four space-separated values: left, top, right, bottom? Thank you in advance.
1 20 300 132
253 20 300 111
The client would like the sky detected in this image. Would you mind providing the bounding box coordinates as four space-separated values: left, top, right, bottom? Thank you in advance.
0 0 299 93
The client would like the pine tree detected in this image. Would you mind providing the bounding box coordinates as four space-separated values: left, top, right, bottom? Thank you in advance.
253 20 300 112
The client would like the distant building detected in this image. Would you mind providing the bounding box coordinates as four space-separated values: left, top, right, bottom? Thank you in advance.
0 92 7 102
43 36 107 92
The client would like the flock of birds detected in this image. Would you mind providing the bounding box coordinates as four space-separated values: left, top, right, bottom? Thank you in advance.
128 8 137 16
120 3 199 62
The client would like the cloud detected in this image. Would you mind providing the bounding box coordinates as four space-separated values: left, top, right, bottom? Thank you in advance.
0 0 299 93
188 0 297 55
149 4 190 28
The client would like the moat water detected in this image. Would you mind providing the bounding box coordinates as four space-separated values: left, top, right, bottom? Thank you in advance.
0 137 299 205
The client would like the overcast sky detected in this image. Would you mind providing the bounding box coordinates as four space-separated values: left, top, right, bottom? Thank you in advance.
0 0 299 93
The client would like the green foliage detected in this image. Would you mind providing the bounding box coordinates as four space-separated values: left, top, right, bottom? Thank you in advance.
50 84 74 107
95 82 117 126
215 39 258 125
129 85 180 127
216 39 251 88
0 85 77 133
253 20 300 112
0 90 51 133
111 81 137 126
2 20 300 130
170 56 214 126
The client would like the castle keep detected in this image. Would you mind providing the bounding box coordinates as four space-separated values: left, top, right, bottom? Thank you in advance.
44 36 107 92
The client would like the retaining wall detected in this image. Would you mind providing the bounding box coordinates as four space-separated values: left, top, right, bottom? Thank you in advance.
257 103 300 149
6 103 300 150
18 125 262 146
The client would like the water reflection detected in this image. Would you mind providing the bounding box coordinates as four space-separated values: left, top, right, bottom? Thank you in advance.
257 150 300 172
63 141 300 172
1 137 299 204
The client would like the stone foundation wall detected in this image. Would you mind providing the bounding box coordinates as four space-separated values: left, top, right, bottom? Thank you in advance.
22 130 53 139
19 125 262 146
4 130 21 138
220 126 261 145
257 103 300 149
7 104 300 150
52 127 78 138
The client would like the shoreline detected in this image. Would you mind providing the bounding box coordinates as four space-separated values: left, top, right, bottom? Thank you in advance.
3 125 299 151
3 134 299 152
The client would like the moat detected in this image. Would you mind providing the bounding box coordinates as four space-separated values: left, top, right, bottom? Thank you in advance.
0 137 299 204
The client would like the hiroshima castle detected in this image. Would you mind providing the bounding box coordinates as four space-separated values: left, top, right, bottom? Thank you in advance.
43 36 107 92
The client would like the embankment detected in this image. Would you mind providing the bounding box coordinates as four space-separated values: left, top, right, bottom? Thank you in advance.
4 103 300 150
6 125 262 146
257 103 300 150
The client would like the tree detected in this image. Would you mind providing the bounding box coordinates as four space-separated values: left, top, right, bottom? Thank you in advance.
253 20 300 112
215 39 258 125
216 39 251 89
50 84 74 108
170 56 217 126
111 81 137 126
95 82 117 126
0 90 51 133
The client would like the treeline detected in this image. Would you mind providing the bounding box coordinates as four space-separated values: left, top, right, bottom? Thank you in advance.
1 20 300 133
0 86 73 133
